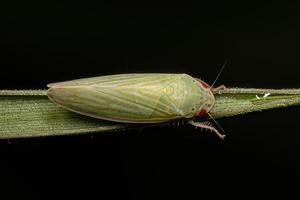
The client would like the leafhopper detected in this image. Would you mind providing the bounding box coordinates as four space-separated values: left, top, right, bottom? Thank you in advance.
47 73 225 139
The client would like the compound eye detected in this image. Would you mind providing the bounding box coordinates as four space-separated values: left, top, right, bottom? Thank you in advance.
196 109 207 117
199 80 210 89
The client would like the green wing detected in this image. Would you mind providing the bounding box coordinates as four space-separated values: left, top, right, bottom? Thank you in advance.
47 74 191 123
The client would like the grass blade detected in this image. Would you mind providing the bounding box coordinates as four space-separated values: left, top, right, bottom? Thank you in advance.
1 88 300 138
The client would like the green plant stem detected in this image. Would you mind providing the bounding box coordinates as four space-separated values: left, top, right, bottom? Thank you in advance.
211 88 300 118
1 88 300 138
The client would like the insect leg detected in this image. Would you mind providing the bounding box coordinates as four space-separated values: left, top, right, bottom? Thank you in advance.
188 120 226 140
212 85 226 94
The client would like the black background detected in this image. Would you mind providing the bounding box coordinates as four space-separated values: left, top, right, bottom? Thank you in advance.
1 1 300 199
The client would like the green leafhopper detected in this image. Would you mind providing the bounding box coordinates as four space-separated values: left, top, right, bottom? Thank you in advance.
47 73 225 139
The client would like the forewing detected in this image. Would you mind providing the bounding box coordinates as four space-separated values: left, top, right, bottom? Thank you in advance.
48 74 185 123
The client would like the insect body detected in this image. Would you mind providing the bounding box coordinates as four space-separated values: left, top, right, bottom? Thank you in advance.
47 73 225 139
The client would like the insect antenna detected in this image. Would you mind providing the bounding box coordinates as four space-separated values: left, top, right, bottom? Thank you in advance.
210 58 228 89
207 113 225 134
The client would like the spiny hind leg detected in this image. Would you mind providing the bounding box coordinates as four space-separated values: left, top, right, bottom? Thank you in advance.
188 120 226 140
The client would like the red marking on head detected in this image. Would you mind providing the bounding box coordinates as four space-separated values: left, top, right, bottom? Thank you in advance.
198 80 210 89
196 109 207 117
